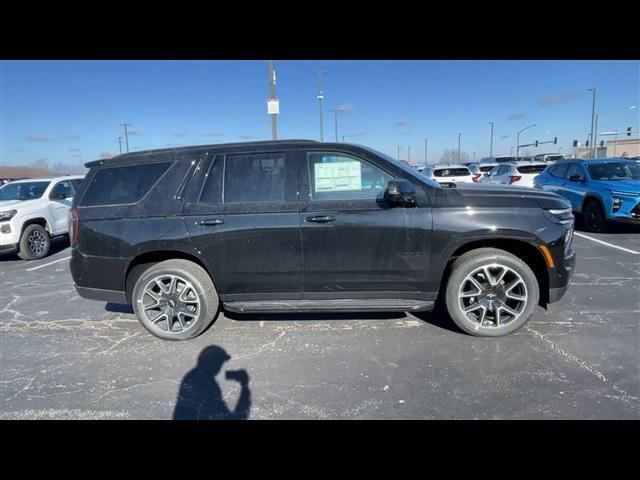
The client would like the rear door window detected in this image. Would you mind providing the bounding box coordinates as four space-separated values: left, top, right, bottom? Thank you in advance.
223 152 288 203
80 162 172 206
50 180 74 199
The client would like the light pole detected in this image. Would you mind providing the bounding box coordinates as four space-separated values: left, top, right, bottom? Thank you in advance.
117 137 123 154
587 88 597 158
312 70 328 141
516 124 537 159
397 145 401 161
408 145 411 164
457 133 462 162
424 138 428 165
120 124 130 153
488 121 494 157
329 109 345 142
268 61 278 140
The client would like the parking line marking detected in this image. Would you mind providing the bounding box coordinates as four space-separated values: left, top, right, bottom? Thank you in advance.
26 256 72 272
574 232 640 255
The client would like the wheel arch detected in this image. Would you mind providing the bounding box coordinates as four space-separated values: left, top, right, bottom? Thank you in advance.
20 216 53 236
581 193 606 213
124 250 214 304
439 238 550 307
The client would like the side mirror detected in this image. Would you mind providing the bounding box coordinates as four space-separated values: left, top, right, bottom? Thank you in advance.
50 193 67 200
568 175 584 183
385 179 416 207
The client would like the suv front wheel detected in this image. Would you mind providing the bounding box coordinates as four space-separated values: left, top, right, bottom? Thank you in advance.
445 248 540 337
18 224 51 260
131 259 219 340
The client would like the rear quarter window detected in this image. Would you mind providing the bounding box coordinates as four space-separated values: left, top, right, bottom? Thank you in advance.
80 162 172 207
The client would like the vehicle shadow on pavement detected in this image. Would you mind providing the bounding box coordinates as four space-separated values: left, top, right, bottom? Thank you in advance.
0 236 69 262
173 345 251 420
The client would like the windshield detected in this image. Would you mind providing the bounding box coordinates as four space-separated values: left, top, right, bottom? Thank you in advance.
0 181 50 201
357 145 442 189
586 162 640 181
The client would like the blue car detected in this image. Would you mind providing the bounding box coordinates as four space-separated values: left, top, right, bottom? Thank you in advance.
534 158 640 232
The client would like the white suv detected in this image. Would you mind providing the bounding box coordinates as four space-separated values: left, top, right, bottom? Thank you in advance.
479 162 548 188
420 164 477 185
0 176 84 260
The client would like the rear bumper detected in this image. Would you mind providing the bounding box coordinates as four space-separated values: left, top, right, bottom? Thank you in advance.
70 248 129 300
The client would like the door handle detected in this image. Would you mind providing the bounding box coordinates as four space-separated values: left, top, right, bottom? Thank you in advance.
197 218 224 226
306 215 336 223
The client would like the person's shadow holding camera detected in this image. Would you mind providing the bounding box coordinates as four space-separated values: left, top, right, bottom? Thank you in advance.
173 345 251 420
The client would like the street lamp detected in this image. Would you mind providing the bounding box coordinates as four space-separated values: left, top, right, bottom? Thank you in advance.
457 133 462 162
516 124 537 159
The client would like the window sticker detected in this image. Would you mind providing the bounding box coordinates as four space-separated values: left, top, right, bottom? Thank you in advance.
314 161 362 192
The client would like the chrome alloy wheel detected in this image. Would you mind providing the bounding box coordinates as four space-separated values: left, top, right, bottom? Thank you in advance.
458 263 528 328
28 230 48 255
138 274 202 335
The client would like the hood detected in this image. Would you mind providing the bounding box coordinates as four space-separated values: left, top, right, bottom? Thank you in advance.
0 198 40 210
591 180 640 194
435 182 571 210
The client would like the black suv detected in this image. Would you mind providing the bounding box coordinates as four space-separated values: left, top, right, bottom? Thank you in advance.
70 140 575 340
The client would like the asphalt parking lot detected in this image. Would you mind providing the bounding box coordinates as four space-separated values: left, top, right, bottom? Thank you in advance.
1 226 639 420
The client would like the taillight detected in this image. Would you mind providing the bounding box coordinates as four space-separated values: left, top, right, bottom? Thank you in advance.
68 207 80 247
509 175 522 184
472 174 481 183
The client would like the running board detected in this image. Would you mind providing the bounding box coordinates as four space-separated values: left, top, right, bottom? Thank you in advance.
223 299 435 314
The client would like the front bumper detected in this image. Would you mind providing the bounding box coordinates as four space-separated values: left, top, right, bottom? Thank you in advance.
607 196 640 223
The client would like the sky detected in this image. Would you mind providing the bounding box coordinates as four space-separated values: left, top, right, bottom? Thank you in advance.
1 60 638 168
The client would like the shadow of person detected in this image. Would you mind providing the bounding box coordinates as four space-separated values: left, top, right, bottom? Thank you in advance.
173 345 251 420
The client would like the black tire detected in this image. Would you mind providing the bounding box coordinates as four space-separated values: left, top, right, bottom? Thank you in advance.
131 259 219 340
582 199 607 233
18 224 51 260
444 248 540 337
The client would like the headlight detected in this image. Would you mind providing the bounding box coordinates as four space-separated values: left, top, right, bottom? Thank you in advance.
0 209 17 222
544 207 574 225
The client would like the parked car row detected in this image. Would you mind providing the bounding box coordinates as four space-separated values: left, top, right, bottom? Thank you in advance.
0 175 84 259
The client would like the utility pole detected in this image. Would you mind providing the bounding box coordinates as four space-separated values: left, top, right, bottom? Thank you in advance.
120 124 130 152
117 137 123 154
397 145 401 161
268 61 278 140
588 88 597 158
408 145 411 164
312 70 328 142
424 138 428 165
488 121 494 156
457 133 462 162
329 109 344 142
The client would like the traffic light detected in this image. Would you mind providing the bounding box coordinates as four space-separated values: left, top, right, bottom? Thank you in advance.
600 140 605 147
535 140 539 147
554 137 558 144
628 127 632 136
573 140 579 147
585 140 590 147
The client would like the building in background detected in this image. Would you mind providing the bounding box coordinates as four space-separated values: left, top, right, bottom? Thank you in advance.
573 138 640 158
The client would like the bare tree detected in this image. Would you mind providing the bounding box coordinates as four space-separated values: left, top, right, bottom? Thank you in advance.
439 149 470 164
31 158 50 171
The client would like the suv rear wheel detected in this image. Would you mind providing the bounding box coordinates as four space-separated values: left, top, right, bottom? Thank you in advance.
445 248 540 337
131 259 219 340
18 224 51 260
